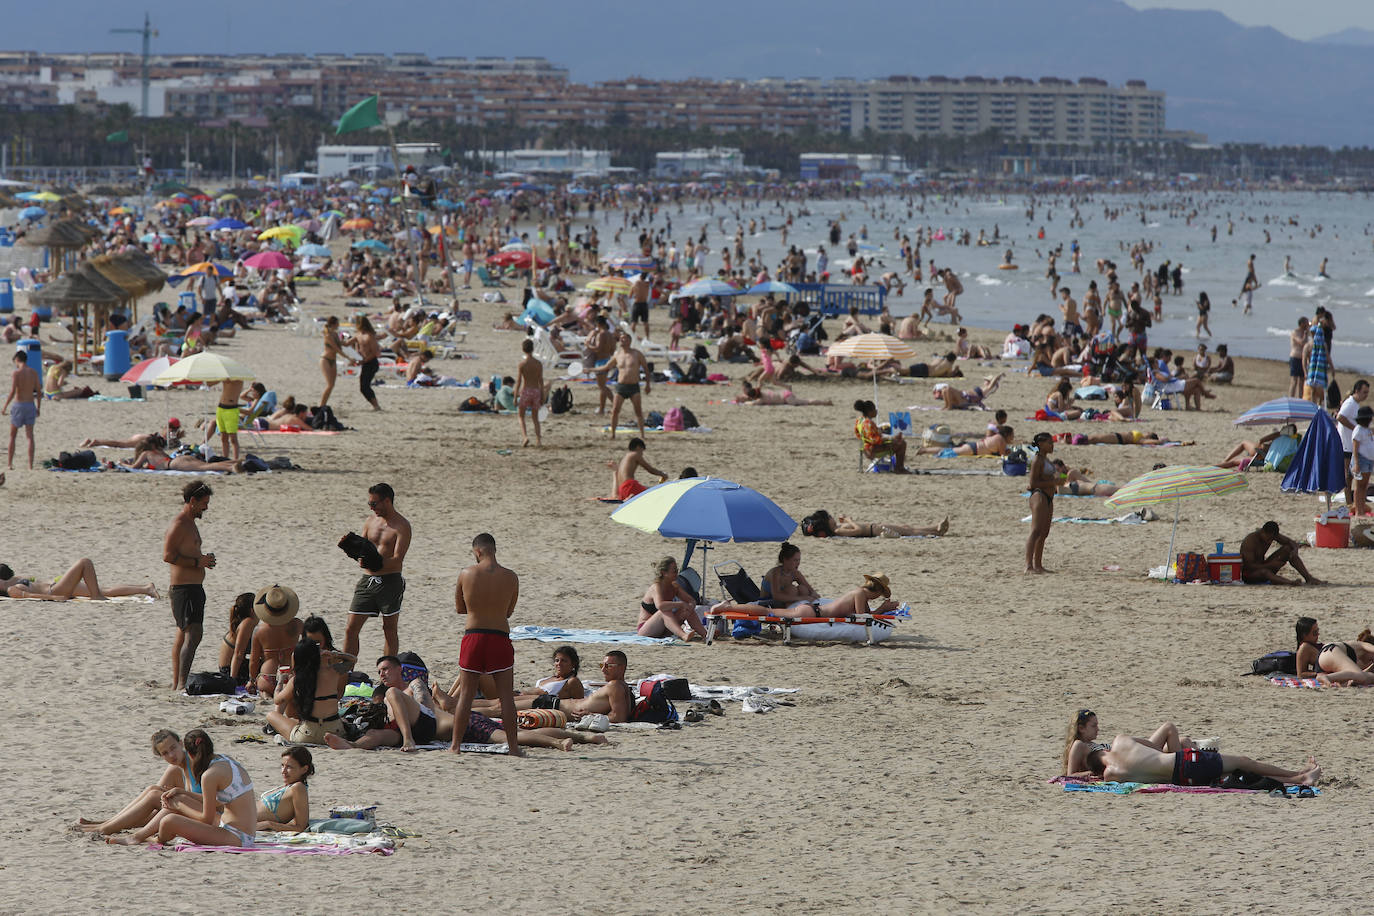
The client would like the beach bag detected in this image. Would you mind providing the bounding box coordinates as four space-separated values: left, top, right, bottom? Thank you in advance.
922 424 953 447
1174 552 1207 583
57 449 98 470
1218 770 1286 792
517 708 568 730
340 699 388 740
1264 435 1300 473
684 360 708 383
311 404 343 430
550 385 573 414
1002 446 1028 477
185 671 237 696
662 407 686 431
677 406 699 429
459 396 491 412
632 680 679 724
1248 650 1297 677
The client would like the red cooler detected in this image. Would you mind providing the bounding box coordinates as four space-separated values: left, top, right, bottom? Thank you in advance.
1207 554 1242 583
1314 516 1350 549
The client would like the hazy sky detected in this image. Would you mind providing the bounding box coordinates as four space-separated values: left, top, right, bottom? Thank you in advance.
1125 0 1372 39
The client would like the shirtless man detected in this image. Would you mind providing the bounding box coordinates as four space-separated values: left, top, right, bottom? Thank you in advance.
514 338 545 447
1240 521 1323 586
212 378 244 461
583 315 617 414
1087 734 1319 788
80 418 183 451
1058 288 1081 337
607 331 651 439
162 481 216 692
940 268 963 322
4 350 39 470
344 483 412 660
628 273 651 340
1288 316 1309 399
613 437 667 500
559 651 635 724
448 532 522 756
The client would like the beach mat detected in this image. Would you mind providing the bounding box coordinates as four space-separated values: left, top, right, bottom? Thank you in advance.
1053 777 1318 796
1266 676 1373 689
510 625 680 646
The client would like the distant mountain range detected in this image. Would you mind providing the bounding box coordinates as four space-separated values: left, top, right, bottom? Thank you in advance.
16 0 1374 145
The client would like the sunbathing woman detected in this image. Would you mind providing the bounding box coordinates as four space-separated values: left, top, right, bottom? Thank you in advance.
218 592 256 683
1216 429 1285 470
110 729 259 847
1315 628 1374 685
256 747 313 834
0 558 158 600
955 328 994 359
917 425 1013 458
1063 709 1208 778
711 572 899 620
638 557 707 641
80 419 183 450
763 542 821 605
854 399 909 473
76 729 202 836
1109 381 1141 421
801 509 949 539
265 629 355 744
940 373 1003 410
738 381 832 406
124 440 245 473
1060 429 1191 447
468 646 587 714
1046 378 1083 420
1051 459 1119 498
1294 617 1323 679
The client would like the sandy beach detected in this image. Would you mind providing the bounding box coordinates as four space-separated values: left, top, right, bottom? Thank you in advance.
6 273 1374 914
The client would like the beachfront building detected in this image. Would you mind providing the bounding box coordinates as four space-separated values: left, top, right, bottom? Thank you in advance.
800 153 906 181
480 149 611 175
842 76 1165 144
654 148 747 178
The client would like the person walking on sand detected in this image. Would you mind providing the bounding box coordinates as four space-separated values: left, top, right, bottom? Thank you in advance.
213 377 244 461
4 350 39 470
318 315 345 408
448 533 523 757
1025 432 1056 574
608 331 651 439
352 315 382 411
163 482 217 691
344 483 411 661
514 338 544 447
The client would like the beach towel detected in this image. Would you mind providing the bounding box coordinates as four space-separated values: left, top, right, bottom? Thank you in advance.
113 467 231 477
152 833 396 855
88 394 147 403
1020 511 1152 525
272 734 509 752
509 625 680 646
1053 776 1318 796
683 683 799 702
47 466 104 473
912 468 1002 476
1266 676 1373 689
599 425 713 434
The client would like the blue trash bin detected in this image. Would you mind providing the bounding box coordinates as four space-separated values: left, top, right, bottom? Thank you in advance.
0 278 12 313
32 306 52 321
17 338 42 376
104 329 131 381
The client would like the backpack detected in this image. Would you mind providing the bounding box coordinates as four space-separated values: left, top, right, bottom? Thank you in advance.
58 449 98 470
632 680 679 724
185 671 237 695
550 385 573 414
677 406 699 429
663 407 686 431
311 404 344 430
684 360 708 384
459 396 491 412
340 699 389 740
1248 650 1297 677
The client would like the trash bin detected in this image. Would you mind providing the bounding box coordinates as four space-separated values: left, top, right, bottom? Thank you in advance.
0 278 12 314
103 329 131 381
16 337 41 375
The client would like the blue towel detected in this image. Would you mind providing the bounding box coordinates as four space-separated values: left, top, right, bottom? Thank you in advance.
509 625 680 646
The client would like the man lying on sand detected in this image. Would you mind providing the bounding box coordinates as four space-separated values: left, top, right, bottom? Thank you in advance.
1085 735 1320 788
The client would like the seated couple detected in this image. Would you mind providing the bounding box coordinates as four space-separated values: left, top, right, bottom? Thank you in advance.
712 571 898 620
1064 708 1319 788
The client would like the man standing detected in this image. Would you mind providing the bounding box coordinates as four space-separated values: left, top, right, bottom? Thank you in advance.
4 350 39 470
214 377 244 461
607 331 651 440
344 483 411 660
1336 378 1370 508
1289 316 1310 399
628 271 651 341
162 482 216 691
448 532 522 756
514 338 544 448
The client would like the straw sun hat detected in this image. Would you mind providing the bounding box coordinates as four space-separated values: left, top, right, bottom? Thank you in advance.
253 584 300 625
861 573 891 598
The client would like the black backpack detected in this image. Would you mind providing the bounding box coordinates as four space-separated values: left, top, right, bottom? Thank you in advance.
684 360 708 384
185 671 237 695
311 404 344 431
1248 650 1297 676
632 681 680 724
677 406 700 429
550 385 573 414
58 449 98 470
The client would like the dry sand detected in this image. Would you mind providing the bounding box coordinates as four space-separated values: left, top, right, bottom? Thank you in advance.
5 278 1372 914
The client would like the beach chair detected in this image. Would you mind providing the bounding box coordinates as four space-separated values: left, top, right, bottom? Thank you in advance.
888 411 913 437
714 560 768 606
178 291 198 311
476 266 505 288
703 607 898 646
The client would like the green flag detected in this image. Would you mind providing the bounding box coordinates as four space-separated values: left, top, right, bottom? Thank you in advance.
336 95 381 135
106 130 128 143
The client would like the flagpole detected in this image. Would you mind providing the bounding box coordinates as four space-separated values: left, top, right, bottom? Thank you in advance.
379 94 428 309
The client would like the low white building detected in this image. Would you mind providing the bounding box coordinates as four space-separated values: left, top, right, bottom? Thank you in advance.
316 145 390 178
654 147 746 178
480 149 610 174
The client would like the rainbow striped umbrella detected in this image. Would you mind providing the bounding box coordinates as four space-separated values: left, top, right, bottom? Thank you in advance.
585 276 632 295
1234 397 1322 428
1106 465 1247 574
825 332 917 408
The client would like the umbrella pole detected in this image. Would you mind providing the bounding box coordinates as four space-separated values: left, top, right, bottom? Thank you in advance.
1164 497 1180 578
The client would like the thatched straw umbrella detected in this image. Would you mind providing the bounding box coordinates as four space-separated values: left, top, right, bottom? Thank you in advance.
28 269 121 370
21 219 95 278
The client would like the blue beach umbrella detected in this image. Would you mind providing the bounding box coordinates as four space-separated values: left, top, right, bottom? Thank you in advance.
209 217 249 231
1281 409 1346 510
744 280 800 296
19 206 46 221
352 239 391 252
1235 397 1322 428
673 278 741 300
297 243 332 257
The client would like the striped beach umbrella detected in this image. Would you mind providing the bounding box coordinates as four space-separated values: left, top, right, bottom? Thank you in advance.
1234 397 1322 427
1106 465 1247 574
825 332 918 408
154 351 256 385
585 276 632 295
672 278 740 299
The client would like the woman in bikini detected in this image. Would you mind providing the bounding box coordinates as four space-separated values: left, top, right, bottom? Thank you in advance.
1 558 158 600
218 592 256 683
319 315 344 408
468 645 587 714
940 373 1004 410
763 542 821 606
249 597 305 697
800 510 949 539
1062 709 1204 778
1025 431 1056 573
1110 381 1141 421
917 425 1014 458
256 747 313 834
1051 460 1118 498
1315 627 1374 685
110 729 259 847
1294 617 1323 679
711 572 899 621
1045 378 1082 420
266 625 354 745
76 729 202 836
637 557 706 641
739 381 832 407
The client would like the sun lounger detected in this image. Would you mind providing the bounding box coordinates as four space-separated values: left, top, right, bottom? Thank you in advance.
703 609 897 645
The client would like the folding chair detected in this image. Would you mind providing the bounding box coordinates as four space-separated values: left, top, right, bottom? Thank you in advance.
860 449 896 472
888 411 913 437
713 560 765 605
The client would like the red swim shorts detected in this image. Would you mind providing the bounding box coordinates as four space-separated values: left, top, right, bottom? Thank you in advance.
459 628 514 675
617 479 647 500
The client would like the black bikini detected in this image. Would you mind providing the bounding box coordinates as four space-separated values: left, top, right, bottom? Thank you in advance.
1321 642 1356 663
641 600 658 614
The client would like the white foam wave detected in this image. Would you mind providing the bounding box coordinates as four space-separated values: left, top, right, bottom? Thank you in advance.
974 274 1004 286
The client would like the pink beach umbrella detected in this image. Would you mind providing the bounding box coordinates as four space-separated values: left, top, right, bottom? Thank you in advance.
243 251 293 271
121 356 191 388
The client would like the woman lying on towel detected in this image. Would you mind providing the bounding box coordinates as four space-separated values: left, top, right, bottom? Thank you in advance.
468 645 586 714
256 747 313 834
76 729 202 836
637 557 707 641
1051 460 1119 498
737 381 832 407
122 438 247 473
916 425 1013 458
711 572 900 620
1315 627 1374 686
109 729 260 847
800 510 949 539
1062 710 1207 779
1054 429 1192 447
0 558 158 600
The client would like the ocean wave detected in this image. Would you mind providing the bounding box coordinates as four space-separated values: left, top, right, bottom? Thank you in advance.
974 274 1004 286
